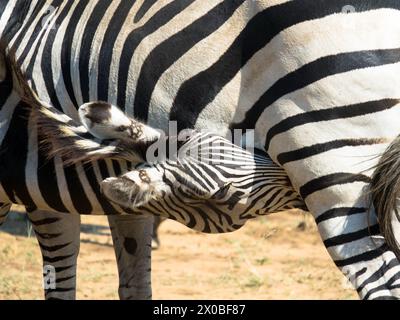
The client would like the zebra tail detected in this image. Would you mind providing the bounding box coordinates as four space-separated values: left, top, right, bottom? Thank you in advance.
370 135 400 258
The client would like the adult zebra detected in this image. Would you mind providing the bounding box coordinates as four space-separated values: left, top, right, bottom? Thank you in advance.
1 0 400 299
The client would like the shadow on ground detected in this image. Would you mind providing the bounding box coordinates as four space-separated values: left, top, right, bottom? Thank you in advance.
0 210 111 247
0 211 32 238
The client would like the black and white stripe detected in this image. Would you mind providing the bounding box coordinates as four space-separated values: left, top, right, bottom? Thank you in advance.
1 0 400 299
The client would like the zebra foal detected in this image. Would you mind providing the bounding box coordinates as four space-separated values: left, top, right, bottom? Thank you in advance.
36 99 306 233
4 89 301 237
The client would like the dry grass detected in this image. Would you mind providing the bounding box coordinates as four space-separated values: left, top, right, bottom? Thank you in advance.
0 206 358 300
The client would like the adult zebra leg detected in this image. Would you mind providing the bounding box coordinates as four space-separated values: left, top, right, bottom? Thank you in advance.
26 210 154 300
308 189 400 299
272 138 400 299
107 215 153 300
27 209 80 300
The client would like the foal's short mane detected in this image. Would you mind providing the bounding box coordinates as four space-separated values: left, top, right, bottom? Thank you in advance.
2 42 144 166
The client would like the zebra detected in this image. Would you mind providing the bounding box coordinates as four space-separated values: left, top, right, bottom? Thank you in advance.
33 99 306 232
2 0 400 299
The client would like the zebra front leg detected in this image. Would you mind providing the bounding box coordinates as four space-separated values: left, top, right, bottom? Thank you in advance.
27 209 80 300
107 215 153 300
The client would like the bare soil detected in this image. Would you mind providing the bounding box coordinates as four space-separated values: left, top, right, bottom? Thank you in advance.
0 206 357 300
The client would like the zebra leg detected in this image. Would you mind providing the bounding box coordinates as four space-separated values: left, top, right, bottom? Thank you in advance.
107 215 153 300
0 203 12 226
310 197 400 299
27 209 80 300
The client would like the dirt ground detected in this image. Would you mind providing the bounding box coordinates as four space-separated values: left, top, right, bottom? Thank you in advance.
0 206 357 300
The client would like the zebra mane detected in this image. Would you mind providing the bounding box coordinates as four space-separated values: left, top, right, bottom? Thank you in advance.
33 106 155 166
3 44 146 166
